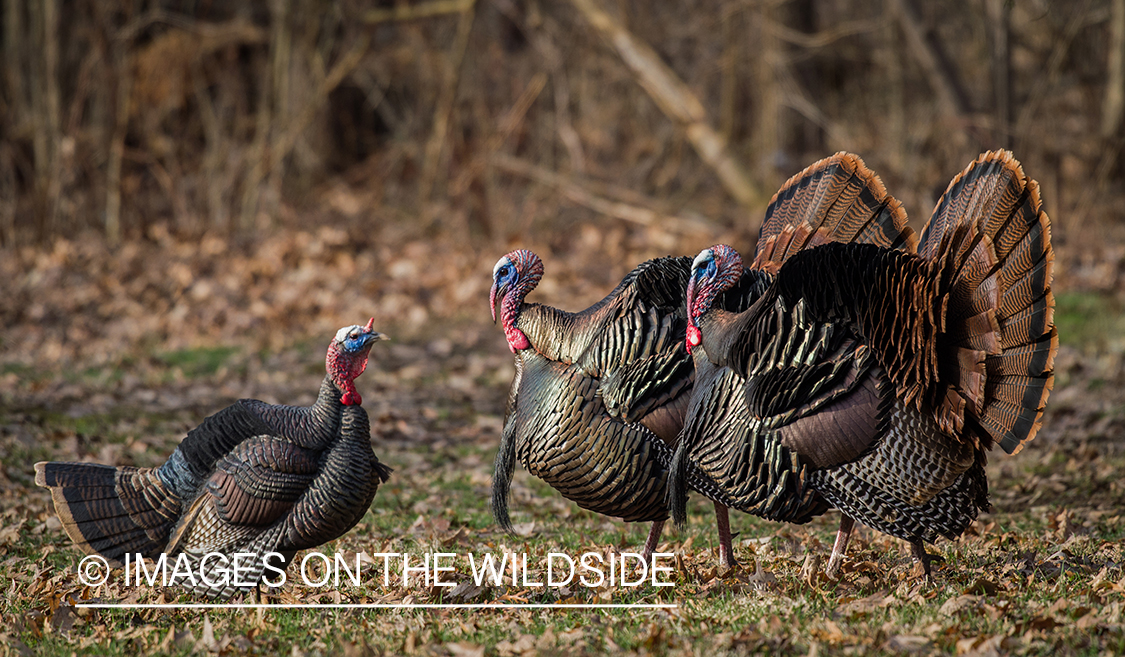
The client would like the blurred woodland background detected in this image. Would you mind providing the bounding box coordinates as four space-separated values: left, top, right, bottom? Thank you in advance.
2 0 1125 362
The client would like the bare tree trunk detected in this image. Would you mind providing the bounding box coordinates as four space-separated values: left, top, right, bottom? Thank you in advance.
751 0 781 185
2 0 23 244
892 0 984 147
1012 0 1098 155
241 32 370 231
44 0 60 236
105 47 131 245
419 1 477 208
569 0 761 209
265 0 293 225
988 0 1011 148
4 0 23 129
239 0 281 232
879 0 906 172
1102 0 1125 139
30 0 62 239
720 2 743 145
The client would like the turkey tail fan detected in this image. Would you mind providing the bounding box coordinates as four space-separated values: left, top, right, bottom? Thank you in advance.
34 462 182 564
754 152 918 271
921 150 1057 454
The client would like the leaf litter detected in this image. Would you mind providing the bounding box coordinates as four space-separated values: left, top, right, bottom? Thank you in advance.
1 225 1124 655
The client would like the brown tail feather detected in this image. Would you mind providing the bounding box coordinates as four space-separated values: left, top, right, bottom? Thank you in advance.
753 224 834 273
924 224 1001 433
920 151 1056 454
35 462 183 564
755 152 917 271
991 334 1057 377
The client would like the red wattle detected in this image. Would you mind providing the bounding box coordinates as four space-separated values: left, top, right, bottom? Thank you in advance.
686 325 702 350
506 326 531 352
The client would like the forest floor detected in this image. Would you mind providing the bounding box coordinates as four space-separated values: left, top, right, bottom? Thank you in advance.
2 222 1125 656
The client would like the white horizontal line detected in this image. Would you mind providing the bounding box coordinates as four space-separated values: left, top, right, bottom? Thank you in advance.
75 603 678 610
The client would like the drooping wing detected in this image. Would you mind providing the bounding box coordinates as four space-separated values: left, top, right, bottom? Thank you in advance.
592 301 694 428
168 435 319 554
573 256 696 430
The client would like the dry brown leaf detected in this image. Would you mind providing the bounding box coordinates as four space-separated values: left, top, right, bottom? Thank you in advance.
510 522 536 537
197 615 219 653
963 578 1002 596
446 642 484 657
884 635 929 653
939 594 981 617
837 591 893 617
495 634 536 656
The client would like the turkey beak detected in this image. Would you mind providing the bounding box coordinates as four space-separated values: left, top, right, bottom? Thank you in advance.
362 332 390 349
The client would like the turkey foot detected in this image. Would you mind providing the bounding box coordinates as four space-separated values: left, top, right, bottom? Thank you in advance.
909 539 944 578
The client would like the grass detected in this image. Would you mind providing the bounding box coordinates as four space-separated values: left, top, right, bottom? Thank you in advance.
155 346 244 381
1054 291 1125 353
2 332 1124 656
3 426 1124 656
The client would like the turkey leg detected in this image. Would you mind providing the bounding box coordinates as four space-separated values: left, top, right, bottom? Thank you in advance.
825 514 855 577
641 520 666 561
714 502 738 567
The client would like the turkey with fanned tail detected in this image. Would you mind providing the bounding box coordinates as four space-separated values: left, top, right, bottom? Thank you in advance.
669 150 1057 576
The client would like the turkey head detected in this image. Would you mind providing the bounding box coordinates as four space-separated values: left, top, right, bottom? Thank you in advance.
489 249 543 353
326 318 388 406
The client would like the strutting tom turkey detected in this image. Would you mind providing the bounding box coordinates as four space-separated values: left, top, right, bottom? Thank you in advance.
36 321 393 600
670 150 1056 576
489 251 743 564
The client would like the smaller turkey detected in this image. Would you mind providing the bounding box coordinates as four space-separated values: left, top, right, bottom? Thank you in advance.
490 250 741 565
36 320 393 600
670 150 1056 576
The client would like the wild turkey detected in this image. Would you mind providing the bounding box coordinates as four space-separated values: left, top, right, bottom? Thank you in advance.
670 150 1056 576
490 250 742 565
36 320 393 600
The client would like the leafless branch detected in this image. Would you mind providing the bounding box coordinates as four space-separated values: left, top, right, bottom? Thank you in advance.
363 0 475 24
491 154 715 235
767 17 885 50
1103 0 1125 139
419 1 477 206
569 0 761 209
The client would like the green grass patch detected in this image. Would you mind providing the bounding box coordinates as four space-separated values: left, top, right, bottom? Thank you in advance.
155 346 240 378
1054 290 1125 353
